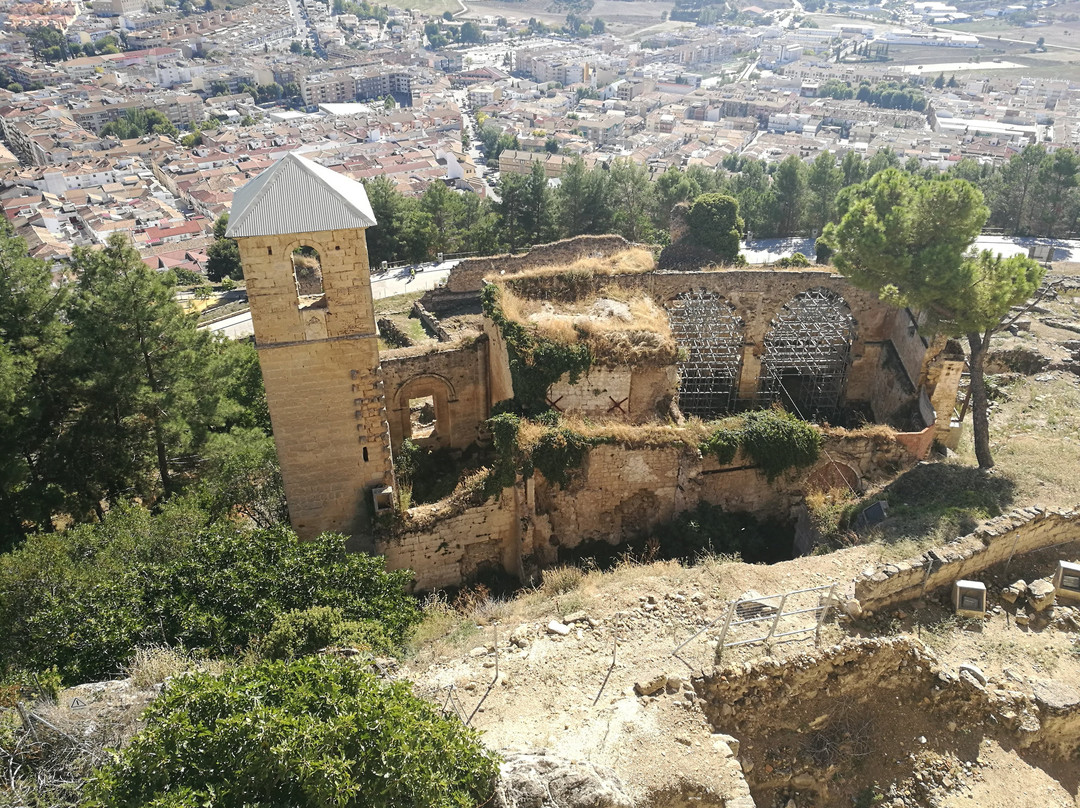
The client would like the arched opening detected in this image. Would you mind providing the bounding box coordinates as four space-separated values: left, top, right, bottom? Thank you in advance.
394 374 456 449
291 245 324 305
760 287 855 421
667 289 745 419
409 395 437 439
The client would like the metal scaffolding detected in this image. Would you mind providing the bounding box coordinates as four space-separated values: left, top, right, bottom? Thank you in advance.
760 288 854 420
667 289 745 419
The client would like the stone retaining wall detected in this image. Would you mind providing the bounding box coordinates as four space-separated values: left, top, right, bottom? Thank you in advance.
377 488 520 591
854 506 1080 610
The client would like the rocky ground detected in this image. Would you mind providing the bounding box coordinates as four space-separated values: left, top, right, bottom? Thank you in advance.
403 268 1080 808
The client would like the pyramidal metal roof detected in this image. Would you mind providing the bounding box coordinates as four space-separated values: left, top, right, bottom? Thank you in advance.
225 151 377 239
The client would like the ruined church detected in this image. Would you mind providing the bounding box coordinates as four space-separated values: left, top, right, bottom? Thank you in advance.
228 152 965 590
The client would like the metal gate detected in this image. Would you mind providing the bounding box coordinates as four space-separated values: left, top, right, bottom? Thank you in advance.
672 583 839 669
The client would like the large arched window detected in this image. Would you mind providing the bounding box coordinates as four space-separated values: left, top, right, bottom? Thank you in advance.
291 245 324 303
667 289 745 419
760 287 855 420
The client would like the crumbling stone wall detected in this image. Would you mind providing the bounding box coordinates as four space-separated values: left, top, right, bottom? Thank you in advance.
527 429 926 566
380 338 491 452
376 488 521 591
854 506 1080 611
444 235 633 293
371 424 929 590
545 365 679 422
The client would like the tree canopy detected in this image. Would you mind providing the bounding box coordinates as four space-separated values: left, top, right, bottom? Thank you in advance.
824 169 1045 468
686 193 743 262
0 228 270 548
85 656 498 808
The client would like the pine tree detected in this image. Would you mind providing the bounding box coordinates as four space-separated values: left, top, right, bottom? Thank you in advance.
61 235 219 513
0 224 71 546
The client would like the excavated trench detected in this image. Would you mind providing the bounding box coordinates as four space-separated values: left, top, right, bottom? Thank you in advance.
689 637 1080 808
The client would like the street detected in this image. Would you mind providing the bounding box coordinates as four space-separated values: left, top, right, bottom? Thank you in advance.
202 260 456 339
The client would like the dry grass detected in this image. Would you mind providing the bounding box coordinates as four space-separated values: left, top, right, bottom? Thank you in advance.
124 645 227 687
502 248 656 290
499 281 678 367
398 468 491 533
517 414 741 453
492 249 675 366
540 565 584 595
972 375 1080 509
821 423 899 441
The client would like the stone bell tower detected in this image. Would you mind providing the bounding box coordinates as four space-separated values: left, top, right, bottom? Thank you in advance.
227 152 393 542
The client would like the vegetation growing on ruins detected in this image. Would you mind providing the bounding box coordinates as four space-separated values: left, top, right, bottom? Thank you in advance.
486 251 679 379
560 502 786 566
701 424 741 466
481 408 823 500
85 657 499 808
700 410 823 481
519 414 593 489
481 283 592 416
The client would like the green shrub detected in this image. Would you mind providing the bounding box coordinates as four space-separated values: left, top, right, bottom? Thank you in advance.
395 438 422 485
739 410 822 481
260 606 393 659
814 237 833 264
484 414 592 493
85 657 500 808
775 252 811 268
485 412 522 495
701 426 740 465
0 500 421 684
528 425 591 488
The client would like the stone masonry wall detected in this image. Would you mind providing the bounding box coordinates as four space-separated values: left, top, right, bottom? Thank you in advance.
547 367 633 419
375 424 929 589
445 235 633 293
238 227 393 543
528 429 926 567
376 489 520 591
854 506 1080 611
380 338 490 451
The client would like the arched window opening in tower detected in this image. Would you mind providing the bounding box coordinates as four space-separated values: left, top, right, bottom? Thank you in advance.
760 288 855 422
667 289 745 419
291 245 324 306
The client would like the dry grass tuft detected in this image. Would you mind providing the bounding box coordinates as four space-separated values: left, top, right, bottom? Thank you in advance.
491 249 677 366
498 284 677 367
124 645 227 687
822 423 899 441
520 415 737 452
541 565 584 595
503 248 656 292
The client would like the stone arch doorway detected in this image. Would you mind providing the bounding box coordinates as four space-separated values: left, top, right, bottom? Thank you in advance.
391 374 457 449
760 287 855 420
666 289 745 419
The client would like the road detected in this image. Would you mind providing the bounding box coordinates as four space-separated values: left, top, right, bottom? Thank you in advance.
932 26 1080 53
741 234 1080 264
202 261 456 339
